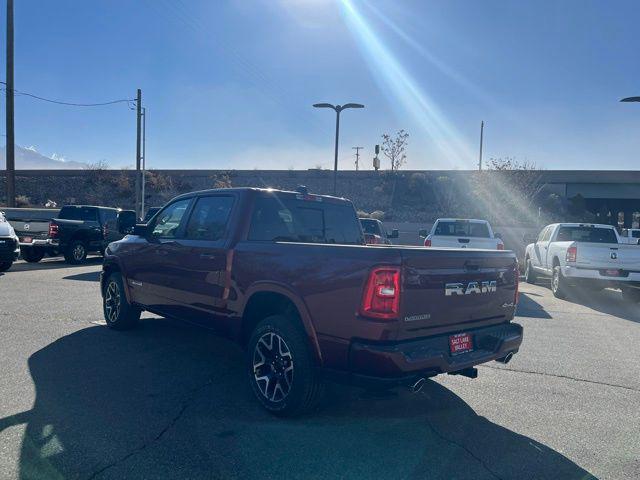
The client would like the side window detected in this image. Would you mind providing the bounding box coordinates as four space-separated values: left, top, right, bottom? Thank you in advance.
100 209 117 225
151 199 191 239
185 196 234 241
542 226 554 242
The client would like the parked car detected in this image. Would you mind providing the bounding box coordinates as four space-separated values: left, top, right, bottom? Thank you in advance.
0 212 20 272
2 207 60 262
360 218 399 245
48 205 137 264
619 228 640 245
101 187 522 416
420 218 505 250
524 223 640 300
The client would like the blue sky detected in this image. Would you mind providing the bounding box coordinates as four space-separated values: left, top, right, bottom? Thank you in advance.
1 0 640 170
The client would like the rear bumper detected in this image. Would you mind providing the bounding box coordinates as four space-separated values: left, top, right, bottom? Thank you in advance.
562 265 640 285
326 322 523 388
18 238 52 247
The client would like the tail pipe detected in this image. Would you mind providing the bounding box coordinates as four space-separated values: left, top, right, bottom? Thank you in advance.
496 352 514 364
409 377 426 393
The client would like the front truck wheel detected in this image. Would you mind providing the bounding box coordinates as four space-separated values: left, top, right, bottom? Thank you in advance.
247 314 324 417
524 258 537 284
103 272 141 330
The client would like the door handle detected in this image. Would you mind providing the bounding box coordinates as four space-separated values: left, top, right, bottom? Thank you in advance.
200 253 217 260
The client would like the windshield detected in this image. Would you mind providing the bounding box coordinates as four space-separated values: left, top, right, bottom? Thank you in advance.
434 220 491 238
556 226 618 244
360 219 381 235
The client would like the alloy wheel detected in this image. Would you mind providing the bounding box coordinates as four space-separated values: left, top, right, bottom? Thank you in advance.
252 332 294 402
73 244 85 261
104 281 121 322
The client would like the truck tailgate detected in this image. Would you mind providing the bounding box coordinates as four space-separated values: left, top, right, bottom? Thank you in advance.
398 248 518 340
574 242 640 270
431 236 499 250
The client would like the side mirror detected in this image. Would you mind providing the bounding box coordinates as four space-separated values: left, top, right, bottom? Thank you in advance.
388 229 399 239
117 210 137 234
133 223 149 237
418 229 428 238
495 232 502 239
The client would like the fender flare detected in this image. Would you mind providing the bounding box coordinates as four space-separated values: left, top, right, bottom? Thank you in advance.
101 256 133 305
241 282 323 365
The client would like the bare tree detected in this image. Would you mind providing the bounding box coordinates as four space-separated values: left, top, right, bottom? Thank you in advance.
381 130 409 171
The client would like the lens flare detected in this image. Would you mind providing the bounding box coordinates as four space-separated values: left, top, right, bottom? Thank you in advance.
339 0 474 166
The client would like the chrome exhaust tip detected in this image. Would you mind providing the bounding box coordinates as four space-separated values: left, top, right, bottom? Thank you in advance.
496 352 514 364
410 377 426 393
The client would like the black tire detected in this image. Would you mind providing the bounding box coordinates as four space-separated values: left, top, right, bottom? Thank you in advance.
524 258 537 284
103 272 141 330
0 261 12 272
64 240 87 264
22 247 45 263
621 287 640 303
247 314 324 417
551 265 569 299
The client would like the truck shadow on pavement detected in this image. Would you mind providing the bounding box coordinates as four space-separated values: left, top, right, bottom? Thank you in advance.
515 292 552 319
0 318 597 480
8 257 103 273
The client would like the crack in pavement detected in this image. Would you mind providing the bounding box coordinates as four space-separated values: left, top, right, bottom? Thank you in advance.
421 415 504 480
86 378 213 480
479 365 640 393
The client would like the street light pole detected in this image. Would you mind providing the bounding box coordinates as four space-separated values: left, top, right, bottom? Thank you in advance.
141 107 146 220
313 102 364 195
5 0 15 207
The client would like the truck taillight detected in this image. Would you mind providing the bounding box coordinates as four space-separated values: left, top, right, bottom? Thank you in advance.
566 245 577 263
424 237 432 247
48 222 58 238
103 223 109 237
359 267 401 320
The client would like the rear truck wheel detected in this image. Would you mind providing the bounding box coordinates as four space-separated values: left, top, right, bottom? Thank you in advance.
524 258 537 284
621 287 640 303
103 272 141 330
247 314 324 417
22 247 45 263
552 265 569 299
64 240 87 264
0 261 12 272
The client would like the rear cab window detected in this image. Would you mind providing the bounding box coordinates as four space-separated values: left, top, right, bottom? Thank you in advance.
360 219 381 236
248 193 364 245
58 206 98 222
434 220 490 238
556 226 618 244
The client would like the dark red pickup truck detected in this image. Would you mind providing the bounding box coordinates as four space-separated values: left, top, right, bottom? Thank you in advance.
101 187 522 416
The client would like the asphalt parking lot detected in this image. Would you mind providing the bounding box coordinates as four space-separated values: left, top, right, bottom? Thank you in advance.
0 258 639 480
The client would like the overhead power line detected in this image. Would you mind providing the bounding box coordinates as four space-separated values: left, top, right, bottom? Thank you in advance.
0 81 135 108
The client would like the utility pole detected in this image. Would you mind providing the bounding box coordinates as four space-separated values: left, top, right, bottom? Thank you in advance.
141 107 146 219
352 146 363 170
478 120 484 171
135 89 142 218
5 0 15 207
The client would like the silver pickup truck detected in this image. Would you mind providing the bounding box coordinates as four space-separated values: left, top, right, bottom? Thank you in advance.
2 208 60 263
524 223 640 301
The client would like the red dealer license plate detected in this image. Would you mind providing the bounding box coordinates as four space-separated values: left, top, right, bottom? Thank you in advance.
22 237 32 243
449 333 473 355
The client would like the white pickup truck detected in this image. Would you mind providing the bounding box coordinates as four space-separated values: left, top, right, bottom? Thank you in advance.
419 218 504 250
620 228 640 245
524 223 640 300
